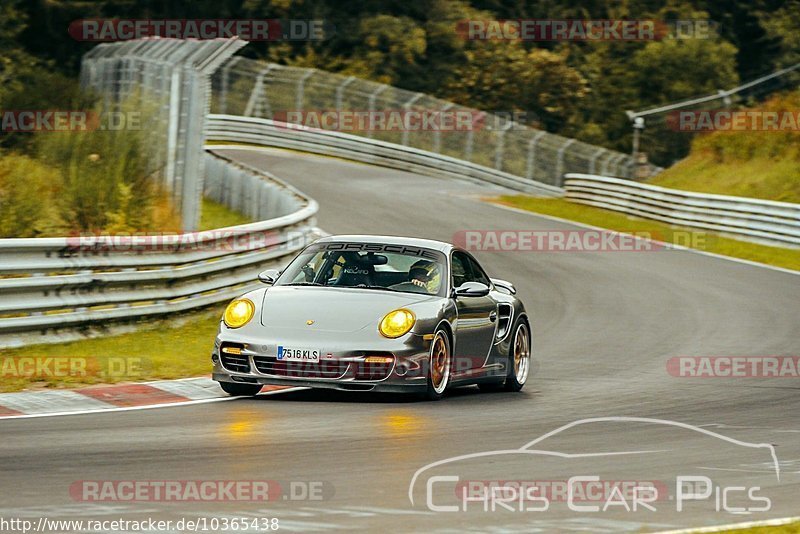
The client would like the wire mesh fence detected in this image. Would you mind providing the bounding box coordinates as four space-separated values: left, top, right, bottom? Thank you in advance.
211 58 660 187
80 38 247 231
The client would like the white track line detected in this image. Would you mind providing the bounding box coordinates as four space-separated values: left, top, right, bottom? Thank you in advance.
0 387 306 421
655 515 800 533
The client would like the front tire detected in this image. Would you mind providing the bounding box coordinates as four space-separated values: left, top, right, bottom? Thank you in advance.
219 381 262 397
504 320 531 392
425 328 451 400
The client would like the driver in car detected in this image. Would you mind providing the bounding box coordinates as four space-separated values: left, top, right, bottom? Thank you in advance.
389 260 435 294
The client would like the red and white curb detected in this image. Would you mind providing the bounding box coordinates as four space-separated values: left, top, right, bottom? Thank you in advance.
0 378 296 420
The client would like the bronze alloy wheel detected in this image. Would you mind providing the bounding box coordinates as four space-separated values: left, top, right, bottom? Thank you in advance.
427 329 451 399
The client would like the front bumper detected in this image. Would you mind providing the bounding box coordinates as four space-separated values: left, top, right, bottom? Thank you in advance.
212 328 432 393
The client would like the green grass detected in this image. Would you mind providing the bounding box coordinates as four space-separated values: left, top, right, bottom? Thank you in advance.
721 521 800 533
199 197 251 230
0 305 224 393
495 196 800 272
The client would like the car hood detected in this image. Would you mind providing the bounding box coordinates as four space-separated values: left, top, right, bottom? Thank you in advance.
260 286 440 333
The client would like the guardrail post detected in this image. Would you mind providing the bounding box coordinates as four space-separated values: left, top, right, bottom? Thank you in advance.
525 131 546 181
555 139 575 186
401 93 424 146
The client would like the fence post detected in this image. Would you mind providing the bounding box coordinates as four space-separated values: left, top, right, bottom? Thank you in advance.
555 139 576 187
433 102 453 153
589 148 606 175
367 85 388 139
218 56 241 115
494 121 513 170
525 131 546 181
244 65 274 117
464 111 484 162
401 93 424 146
335 76 356 111
296 68 316 111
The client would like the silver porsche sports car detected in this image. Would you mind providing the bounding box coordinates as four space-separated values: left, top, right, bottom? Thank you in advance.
212 235 531 400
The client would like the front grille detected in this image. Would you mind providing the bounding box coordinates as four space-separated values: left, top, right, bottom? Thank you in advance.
220 343 250 373
353 362 394 380
252 356 348 379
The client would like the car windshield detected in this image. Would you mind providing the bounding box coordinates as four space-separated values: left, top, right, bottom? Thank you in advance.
276 242 447 296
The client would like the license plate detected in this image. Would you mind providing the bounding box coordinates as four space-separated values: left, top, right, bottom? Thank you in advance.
277 346 320 362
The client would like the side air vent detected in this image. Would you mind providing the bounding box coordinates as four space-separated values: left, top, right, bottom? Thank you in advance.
495 304 513 340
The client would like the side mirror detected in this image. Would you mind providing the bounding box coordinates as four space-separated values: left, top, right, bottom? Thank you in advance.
454 281 491 298
258 268 281 284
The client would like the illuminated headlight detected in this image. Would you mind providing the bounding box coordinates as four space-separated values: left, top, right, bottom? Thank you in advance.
379 309 415 338
223 299 255 329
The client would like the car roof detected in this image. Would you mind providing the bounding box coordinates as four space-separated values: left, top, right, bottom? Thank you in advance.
314 234 454 253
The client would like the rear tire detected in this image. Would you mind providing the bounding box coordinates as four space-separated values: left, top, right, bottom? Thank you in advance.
219 381 262 397
424 328 451 400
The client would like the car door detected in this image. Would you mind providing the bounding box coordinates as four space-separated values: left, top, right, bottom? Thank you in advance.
451 250 498 374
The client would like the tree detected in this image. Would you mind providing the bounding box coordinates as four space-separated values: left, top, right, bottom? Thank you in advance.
442 42 589 132
0 0 38 105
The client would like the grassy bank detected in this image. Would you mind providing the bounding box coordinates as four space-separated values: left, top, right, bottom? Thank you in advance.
723 521 800 533
0 305 224 393
647 90 800 204
495 196 800 272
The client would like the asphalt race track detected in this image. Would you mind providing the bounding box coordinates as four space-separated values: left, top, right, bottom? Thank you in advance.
2 148 798 533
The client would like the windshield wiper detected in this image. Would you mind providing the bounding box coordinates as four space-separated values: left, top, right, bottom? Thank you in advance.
282 282 324 286
351 285 400 292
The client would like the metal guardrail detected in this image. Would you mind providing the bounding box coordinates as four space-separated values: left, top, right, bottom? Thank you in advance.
564 174 800 247
0 151 318 348
206 115 564 197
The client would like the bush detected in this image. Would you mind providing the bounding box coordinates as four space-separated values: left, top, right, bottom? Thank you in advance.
0 101 181 237
0 153 64 237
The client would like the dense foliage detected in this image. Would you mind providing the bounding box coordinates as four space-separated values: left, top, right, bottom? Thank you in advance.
5 0 798 165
